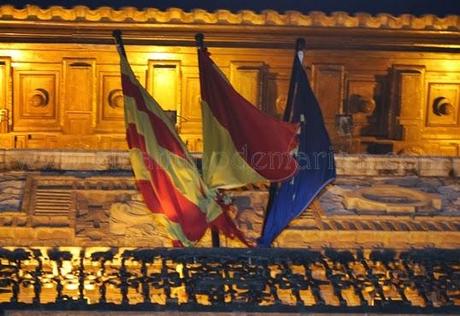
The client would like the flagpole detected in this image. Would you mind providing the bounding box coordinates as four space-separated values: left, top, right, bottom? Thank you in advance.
195 32 220 248
112 30 127 58
283 38 305 121
259 38 306 247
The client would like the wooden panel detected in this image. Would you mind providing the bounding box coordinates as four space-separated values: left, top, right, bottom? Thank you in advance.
13 67 61 131
148 60 180 116
345 75 384 137
312 64 345 145
99 136 128 150
26 134 58 149
11 134 58 149
180 69 201 132
14 135 26 148
439 144 458 156
0 39 458 155
346 80 377 113
390 65 425 141
180 68 202 152
64 112 93 135
399 71 424 121
96 65 145 133
265 70 289 117
426 83 459 127
312 64 344 119
96 70 124 133
63 59 95 134
0 58 10 133
0 134 14 148
230 61 265 108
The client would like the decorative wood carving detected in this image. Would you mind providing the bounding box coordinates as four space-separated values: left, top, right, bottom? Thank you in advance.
96 65 145 134
96 70 124 133
343 185 441 214
0 5 458 155
13 68 61 132
0 5 456 31
427 84 459 127
107 89 124 109
0 5 457 53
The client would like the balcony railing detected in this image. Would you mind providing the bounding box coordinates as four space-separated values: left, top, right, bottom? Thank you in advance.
0 247 459 313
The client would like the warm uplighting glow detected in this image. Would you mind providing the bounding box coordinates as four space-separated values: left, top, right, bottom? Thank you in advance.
433 58 460 71
0 49 23 60
84 282 96 290
147 52 177 61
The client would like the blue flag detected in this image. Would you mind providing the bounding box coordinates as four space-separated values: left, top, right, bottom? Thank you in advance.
257 50 336 247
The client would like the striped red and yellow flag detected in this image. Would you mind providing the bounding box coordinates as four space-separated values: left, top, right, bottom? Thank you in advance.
198 49 299 190
114 32 245 247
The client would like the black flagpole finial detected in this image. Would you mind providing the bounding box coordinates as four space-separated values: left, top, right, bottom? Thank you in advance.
112 29 122 42
295 38 306 52
112 29 127 58
195 33 206 50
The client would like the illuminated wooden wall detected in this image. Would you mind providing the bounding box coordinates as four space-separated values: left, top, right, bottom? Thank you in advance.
0 5 459 155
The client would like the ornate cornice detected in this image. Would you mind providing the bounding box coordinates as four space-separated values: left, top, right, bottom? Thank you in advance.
0 4 458 31
0 5 458 51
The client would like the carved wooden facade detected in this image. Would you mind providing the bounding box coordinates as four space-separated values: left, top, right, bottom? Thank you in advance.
0 5 459 155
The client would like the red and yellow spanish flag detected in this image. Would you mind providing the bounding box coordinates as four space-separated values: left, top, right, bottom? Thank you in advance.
114 31 245 247
198 48 299 190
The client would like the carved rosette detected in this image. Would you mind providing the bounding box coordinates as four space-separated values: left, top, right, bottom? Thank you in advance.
108 89 124 109
28 88 49 108
433 96 454 116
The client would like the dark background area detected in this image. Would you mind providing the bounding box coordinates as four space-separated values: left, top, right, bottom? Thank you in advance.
0 0 458 16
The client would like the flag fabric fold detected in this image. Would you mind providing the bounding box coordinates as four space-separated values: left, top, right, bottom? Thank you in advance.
197 49 299 190
258 50 336 247
115 34 245 247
